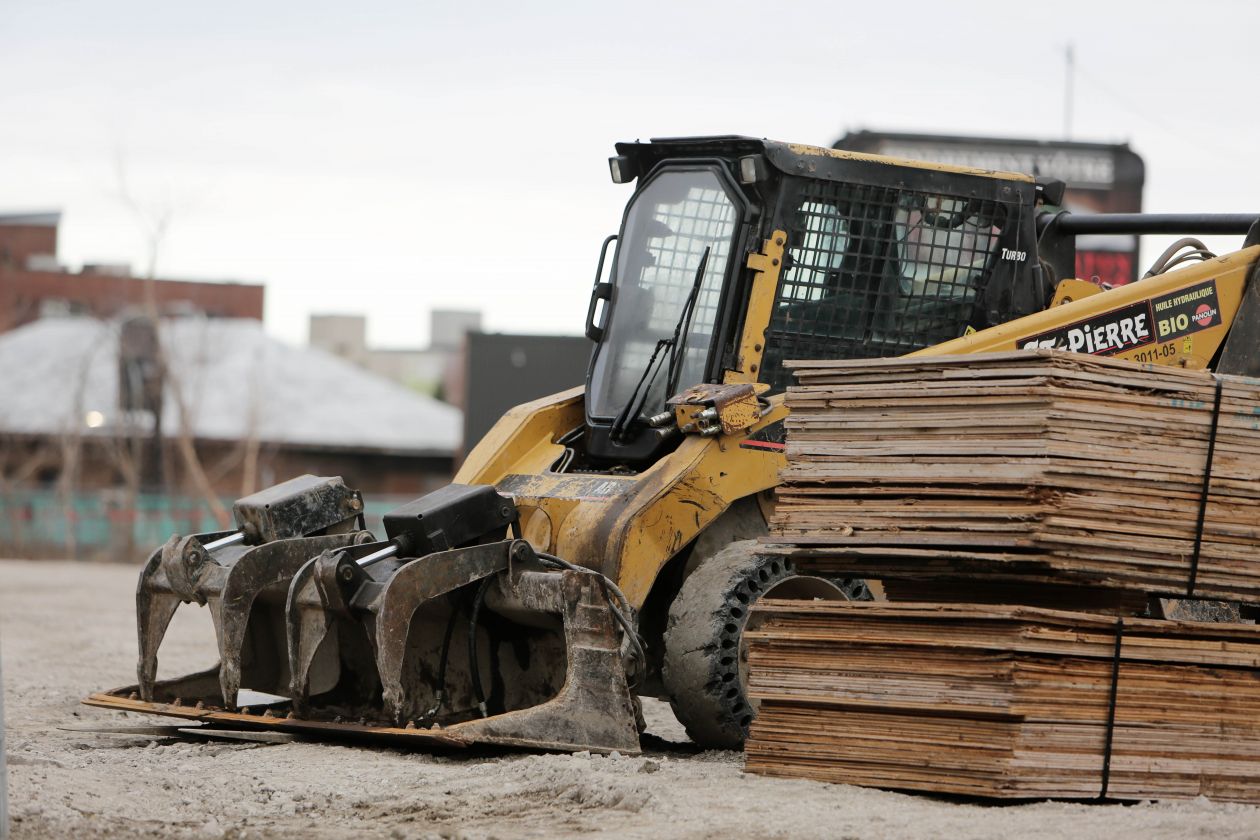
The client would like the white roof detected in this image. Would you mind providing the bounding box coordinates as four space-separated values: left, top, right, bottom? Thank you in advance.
0 317 461 455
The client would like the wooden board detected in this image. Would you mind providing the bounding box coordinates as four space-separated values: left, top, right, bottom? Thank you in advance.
744 599 1260 802
768 350 1260 603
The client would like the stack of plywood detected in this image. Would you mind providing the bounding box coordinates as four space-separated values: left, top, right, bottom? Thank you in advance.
768 351 1260 602
744 599 1260 801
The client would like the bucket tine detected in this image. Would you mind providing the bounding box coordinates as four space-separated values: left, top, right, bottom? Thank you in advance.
136 590 182 702
136 534 226 700
285 541 409 717
447 566 642 754
133 475 370 708
215 534 370 707
285 550 346 716
372 541 519 723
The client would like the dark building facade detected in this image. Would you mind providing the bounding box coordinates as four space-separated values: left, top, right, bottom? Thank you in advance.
462 333 592 454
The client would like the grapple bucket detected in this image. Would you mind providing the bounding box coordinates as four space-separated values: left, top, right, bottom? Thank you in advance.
283 484 641 753
135 474 372 707
97 482 643 756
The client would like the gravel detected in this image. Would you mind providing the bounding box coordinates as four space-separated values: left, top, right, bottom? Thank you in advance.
3 558 1259 839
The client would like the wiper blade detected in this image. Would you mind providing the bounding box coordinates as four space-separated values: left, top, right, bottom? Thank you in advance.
664 247 710 400
609 338 670 443
609 247 711 443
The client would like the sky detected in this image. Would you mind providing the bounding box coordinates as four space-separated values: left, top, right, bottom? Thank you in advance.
3 0 1259 349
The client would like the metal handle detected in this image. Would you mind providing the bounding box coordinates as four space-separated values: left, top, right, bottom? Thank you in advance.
586 283 612 342
585 234 617 342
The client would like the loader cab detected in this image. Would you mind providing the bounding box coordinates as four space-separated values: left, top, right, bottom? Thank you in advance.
580 136 1048 469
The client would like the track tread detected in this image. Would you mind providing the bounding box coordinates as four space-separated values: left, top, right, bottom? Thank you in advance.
662 540 794 749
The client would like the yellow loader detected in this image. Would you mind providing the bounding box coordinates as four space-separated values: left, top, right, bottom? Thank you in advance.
88 136 1260 754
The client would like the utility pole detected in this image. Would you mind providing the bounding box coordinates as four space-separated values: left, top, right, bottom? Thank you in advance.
1064 43 1075 140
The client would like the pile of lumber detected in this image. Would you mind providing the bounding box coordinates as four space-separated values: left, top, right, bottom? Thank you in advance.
768 350 1260 603
744 599 1260 801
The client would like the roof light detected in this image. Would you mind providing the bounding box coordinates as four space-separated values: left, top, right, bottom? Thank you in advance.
85 410 106 428
608 155 638 184
738 155 767 184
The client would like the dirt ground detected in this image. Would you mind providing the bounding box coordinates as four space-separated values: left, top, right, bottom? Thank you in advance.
2 559 1259 839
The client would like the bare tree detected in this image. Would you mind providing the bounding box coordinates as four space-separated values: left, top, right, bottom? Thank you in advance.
112 149 178 292
111 152 231 529
55 331 100 558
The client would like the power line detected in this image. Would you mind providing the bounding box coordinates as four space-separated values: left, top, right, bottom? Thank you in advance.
1074 60 1251 161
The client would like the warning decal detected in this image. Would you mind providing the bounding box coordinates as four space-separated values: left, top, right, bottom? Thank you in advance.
740 419 786 452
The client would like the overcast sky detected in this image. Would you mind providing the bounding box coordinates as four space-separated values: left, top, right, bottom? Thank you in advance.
3 1 1258 348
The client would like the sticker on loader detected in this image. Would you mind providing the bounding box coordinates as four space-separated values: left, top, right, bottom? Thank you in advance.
1019 300 1156 356
1151 279 1222 341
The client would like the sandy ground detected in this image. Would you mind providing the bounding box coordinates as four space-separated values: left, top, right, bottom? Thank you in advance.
2 559 1260 839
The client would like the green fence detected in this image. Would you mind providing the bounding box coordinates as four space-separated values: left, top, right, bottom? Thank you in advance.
0 488 407 560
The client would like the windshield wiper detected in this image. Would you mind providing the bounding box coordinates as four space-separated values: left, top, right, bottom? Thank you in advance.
664 247 709 400
609 247 710 443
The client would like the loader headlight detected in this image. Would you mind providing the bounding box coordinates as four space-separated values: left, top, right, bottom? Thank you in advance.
609 155 638 184
738 155 767 184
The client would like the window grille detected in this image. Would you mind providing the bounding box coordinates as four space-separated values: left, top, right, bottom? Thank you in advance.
591 176 737 418
761 179 1007 389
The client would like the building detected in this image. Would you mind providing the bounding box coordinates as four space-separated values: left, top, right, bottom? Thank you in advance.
0 211 264 333
310 312 593 457
0 316 461 558
461 332 592 454
309 309 481 397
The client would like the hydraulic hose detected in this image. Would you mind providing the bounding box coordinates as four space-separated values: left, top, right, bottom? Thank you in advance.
1143 238 1216 278
536 551 646 687
467 578 491 718
418 605 461 724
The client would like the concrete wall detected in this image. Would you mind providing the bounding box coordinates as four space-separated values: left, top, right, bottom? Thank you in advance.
430 309 482 350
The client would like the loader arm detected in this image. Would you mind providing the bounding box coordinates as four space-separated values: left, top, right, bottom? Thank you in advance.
455 232 796 609
913 245 1260 371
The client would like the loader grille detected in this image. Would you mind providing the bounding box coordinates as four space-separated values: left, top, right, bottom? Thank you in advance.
760 179 1008 389
588 168 741 420
624 184 736 378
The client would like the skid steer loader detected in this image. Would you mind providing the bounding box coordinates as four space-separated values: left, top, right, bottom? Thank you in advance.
87 136 1260 755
